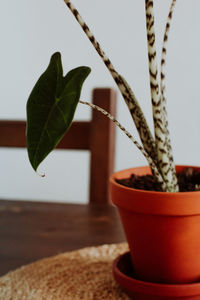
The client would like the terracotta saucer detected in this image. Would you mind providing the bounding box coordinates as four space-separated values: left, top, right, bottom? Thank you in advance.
113 252 200 300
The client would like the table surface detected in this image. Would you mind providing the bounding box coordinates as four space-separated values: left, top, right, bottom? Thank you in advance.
0 199 126 276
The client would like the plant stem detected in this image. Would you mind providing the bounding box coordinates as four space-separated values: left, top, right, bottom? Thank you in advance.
64 0 157 163
145 0 178 192
119 75 158 164
160 0 178 189
79 100 166 191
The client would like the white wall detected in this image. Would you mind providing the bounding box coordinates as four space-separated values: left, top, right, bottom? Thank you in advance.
0 0 200 203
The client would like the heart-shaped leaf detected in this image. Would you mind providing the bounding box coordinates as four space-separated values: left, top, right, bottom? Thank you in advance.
26 52 91 171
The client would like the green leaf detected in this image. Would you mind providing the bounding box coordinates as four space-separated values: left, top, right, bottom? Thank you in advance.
26 52 91 171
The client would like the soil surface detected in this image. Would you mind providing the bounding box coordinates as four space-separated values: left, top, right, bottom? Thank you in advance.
116 167 200 192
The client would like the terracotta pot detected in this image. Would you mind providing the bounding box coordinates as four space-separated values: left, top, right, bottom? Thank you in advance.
110 165 200 284
113 252 200 300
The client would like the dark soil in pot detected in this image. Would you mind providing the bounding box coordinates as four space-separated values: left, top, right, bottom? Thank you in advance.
117 167 200 192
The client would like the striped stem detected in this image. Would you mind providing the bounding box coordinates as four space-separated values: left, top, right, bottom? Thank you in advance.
64 0 157 163
145 0 177 192
80 100 166 191
119 75 158 163
160 0 178 188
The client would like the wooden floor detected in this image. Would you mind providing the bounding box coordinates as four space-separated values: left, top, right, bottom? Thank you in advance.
0 200 126 276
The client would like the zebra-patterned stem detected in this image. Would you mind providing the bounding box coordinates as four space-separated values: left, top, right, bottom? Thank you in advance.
79 100 166 191
145 0 177 192
160 0 178 189
160 0 177 103
119 75 158 163
64 0 156 163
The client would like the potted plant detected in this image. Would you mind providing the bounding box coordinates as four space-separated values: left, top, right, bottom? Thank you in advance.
26 0 200 298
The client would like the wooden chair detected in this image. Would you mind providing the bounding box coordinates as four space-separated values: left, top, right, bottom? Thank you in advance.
0 88 117 204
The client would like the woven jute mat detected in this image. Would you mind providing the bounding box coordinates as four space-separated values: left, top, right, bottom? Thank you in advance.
0 243 130 300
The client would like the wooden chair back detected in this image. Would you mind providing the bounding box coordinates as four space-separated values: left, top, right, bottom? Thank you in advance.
0 88 117 204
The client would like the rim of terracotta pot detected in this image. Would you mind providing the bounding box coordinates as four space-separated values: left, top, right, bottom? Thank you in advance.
110 165 200 216
113 252 200 297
